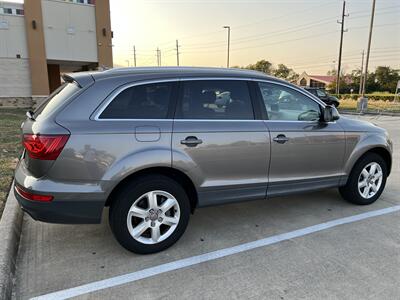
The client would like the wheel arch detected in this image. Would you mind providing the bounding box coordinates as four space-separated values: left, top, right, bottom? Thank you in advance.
348 146 392 177
105 167 198 213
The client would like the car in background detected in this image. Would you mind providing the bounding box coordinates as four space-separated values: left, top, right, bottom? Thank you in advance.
304 87 340 107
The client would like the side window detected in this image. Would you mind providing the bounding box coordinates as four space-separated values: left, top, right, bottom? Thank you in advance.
177 80 254 120
258 82 321 121
99 82 174 119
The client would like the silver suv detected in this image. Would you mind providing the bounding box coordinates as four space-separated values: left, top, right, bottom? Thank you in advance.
14 67 392 254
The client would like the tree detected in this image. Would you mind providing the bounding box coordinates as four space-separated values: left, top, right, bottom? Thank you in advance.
246 60 273 75
273 64 299 82
273 64 291 79
374 66 400 93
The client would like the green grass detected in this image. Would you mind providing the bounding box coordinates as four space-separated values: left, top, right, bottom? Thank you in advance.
0 108 26 218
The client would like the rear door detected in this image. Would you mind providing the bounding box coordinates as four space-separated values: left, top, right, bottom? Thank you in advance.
172 79 270 207
256 81 346 197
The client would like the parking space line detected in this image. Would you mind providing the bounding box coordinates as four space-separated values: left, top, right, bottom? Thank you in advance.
31 205 400 300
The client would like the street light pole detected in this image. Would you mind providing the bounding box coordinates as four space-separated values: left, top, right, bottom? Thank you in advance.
223 26 230 68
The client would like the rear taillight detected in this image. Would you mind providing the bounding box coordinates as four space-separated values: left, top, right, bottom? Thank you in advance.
22 134 69 160
15 185 53 202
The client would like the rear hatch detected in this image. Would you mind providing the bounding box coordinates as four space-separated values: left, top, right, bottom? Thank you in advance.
21 79 82 177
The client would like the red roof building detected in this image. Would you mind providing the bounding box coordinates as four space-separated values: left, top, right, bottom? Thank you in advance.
297 72 336 90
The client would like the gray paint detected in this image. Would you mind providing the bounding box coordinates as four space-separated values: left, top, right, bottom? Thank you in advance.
14 67 393 223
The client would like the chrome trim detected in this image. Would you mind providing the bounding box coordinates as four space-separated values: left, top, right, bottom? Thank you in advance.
93 76 326 121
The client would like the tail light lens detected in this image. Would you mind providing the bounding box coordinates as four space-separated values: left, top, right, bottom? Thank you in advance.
15 185 53 202
22 134 69 160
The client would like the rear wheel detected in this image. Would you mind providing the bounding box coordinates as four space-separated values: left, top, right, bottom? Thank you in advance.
339 153 387 205
109 175 190 254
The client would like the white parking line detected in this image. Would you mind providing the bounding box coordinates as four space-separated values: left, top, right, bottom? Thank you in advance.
31 205 400 300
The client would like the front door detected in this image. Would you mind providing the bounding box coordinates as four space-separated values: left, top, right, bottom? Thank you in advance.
256 81 346 197
172 79 270 206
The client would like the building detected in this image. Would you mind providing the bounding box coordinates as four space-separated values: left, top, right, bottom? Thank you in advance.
0 0 113 99
297 72 335 90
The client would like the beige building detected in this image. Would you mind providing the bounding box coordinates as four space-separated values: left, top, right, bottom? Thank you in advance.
297 72 335 90
0 0 113 98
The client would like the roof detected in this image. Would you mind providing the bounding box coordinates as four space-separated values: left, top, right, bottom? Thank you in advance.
308 75 335 84
67 66 286 87
98 66 270 79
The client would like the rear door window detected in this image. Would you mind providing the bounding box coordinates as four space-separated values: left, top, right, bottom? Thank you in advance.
99 82 174 119
34 82 80 119
176 80 254 120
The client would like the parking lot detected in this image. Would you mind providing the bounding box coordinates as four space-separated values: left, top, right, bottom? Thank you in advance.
12 114 400 300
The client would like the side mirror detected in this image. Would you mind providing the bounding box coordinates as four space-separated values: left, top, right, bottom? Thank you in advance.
323 105 340 122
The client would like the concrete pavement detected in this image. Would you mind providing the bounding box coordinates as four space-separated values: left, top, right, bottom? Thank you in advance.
13 115 400 300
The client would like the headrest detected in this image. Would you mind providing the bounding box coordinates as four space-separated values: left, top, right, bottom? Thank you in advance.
201 90 216 103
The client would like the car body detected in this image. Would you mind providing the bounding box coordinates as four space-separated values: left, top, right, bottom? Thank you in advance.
303 87 340 107
14 67 392 253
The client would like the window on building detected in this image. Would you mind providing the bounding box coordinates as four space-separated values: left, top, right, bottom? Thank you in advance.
16 9 24 15
177 80 254 120
99 82 175 119
3 8 13 14
299 78 307 86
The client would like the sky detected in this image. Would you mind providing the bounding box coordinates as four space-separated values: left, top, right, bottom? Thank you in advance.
110 0 400 75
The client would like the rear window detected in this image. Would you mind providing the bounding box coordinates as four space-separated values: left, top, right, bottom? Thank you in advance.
99 82 174 119
34 82 80 119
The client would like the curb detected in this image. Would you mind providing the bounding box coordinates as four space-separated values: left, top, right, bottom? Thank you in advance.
339 110 400 116
0 183 23 300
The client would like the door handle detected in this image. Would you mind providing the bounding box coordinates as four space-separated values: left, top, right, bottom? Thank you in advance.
181 136 203 147
273 134 289 144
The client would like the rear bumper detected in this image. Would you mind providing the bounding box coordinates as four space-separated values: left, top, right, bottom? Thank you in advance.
15 190 104 223
14 162 109 224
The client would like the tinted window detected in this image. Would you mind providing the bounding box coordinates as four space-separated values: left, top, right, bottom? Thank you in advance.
34 82 80 119
99 82 174 119
177 80 254 120
258 82 321 121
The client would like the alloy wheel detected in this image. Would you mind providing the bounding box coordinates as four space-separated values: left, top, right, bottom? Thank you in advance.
126 190 180 244
357 162 383 199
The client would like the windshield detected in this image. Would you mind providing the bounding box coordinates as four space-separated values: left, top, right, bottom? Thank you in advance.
34 82 80 119
316 89 327 97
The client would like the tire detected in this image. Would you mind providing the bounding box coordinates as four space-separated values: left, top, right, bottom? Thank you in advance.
109 175 190 254
339 153 387 205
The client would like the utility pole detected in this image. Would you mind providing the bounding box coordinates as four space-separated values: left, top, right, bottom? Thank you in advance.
362 0 376 97
156 48 160 66
223 26 230 68
176 40 180 66
336 0 349 95
133 45 137 67
358 50 365 94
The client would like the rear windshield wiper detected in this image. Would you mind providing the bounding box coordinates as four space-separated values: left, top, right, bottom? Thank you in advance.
26 110 36 121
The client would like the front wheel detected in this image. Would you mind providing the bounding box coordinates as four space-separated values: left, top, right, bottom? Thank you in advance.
339 153 387 205
109 175 190 254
